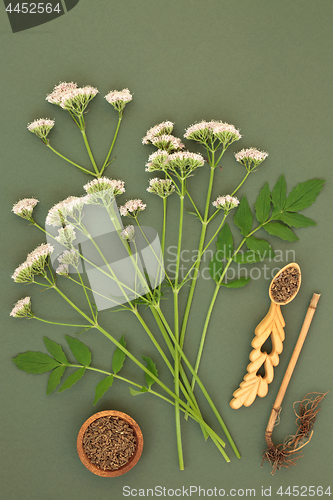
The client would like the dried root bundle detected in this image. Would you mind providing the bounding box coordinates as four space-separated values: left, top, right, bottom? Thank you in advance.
262 392 328 474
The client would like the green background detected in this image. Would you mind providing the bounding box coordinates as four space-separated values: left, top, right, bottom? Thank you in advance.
1 1 332 498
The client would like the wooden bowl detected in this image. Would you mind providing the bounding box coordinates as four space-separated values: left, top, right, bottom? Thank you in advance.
269 262 301 305
77 410 143 477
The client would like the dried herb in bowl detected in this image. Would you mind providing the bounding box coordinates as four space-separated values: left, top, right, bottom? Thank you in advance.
82 416 136 471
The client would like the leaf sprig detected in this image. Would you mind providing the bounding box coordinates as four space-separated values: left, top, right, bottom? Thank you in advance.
209 176 324 287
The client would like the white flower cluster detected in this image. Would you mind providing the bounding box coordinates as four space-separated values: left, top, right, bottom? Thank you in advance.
167 151 205 173
142 121 174 145
45 81 78 105
10 296 33 318
147 178 175 198
234 148 268 169
212 195 240 212
184 120 241 145
27 118 55 141
120 225 135 240
12 243 54 283
105 88 132 112
120 199 146 217
46 196 85 227
55 224 76 248
46 81 98 116
83 177 125 196
12 198 39 220
57 248 80 268
145 150 170 172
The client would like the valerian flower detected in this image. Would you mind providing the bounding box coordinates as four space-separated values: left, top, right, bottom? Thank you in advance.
121 225 135 240
55 225 77 248
10 297 33 318
46 81 78 105
167 151 205 175
12 198 39 220
147 178 175 198
119 199 146 217
150 135 184 152
59 86 99 116
105 89 132 113
57 248 80 268
142 121 174 145
12 243 54 282
235 148 268 171
210 121 241 146
212 195 240 212
46 196 85 227
83 177 125 196
26 243 54 274
145 150 170 172
184 121 213 143
55 263 70 276
27 119 55 142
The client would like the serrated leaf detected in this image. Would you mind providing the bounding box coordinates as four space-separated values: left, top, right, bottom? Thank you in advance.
13 351 60 374
284 178 325 212
142 356 158 389
58 367 86 392
129 386 149 396
263 222 299 242
220 277 251 288
246 236 275 260
216 223 234 258
234 196 253 236
275 212 316 228
93 375 114 406
112 335 127 374
43 337 69 365
47 365 66 395
271 175 287 211
209 253 224 283
65 335 91 366
255 182 271 224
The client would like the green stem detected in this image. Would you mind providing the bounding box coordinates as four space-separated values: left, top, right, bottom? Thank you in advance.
100 113 123 176
179 162 215 349
34 317 90 328
155 305 240 459
173 179 186 470
46 144 96 176
81 128 99 175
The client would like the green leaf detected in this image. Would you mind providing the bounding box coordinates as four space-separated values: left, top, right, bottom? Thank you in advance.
142 356 158 389
209 253 223 283
47 365 66 395
65 336 91 366
129 386 149 396
112 335 127 374
284 179 325 212
216 223 234 258
233 196 253 236
58 367 86 392
255 182 271 224
43 337 69 365
275 212 316 228
246 236 275 260
93 375 114 406
13 351 60 374
271 175 287 211
263 222 299 242
220 277 251 288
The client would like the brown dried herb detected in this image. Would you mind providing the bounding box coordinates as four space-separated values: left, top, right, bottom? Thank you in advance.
270 266 300 303
82 416 136 471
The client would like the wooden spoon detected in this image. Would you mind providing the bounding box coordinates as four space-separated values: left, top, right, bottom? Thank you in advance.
230 263 301 409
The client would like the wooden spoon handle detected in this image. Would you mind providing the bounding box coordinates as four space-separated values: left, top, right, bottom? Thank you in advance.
230 301 286 409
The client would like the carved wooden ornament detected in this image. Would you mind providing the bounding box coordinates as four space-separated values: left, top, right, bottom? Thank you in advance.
230 263 301 410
